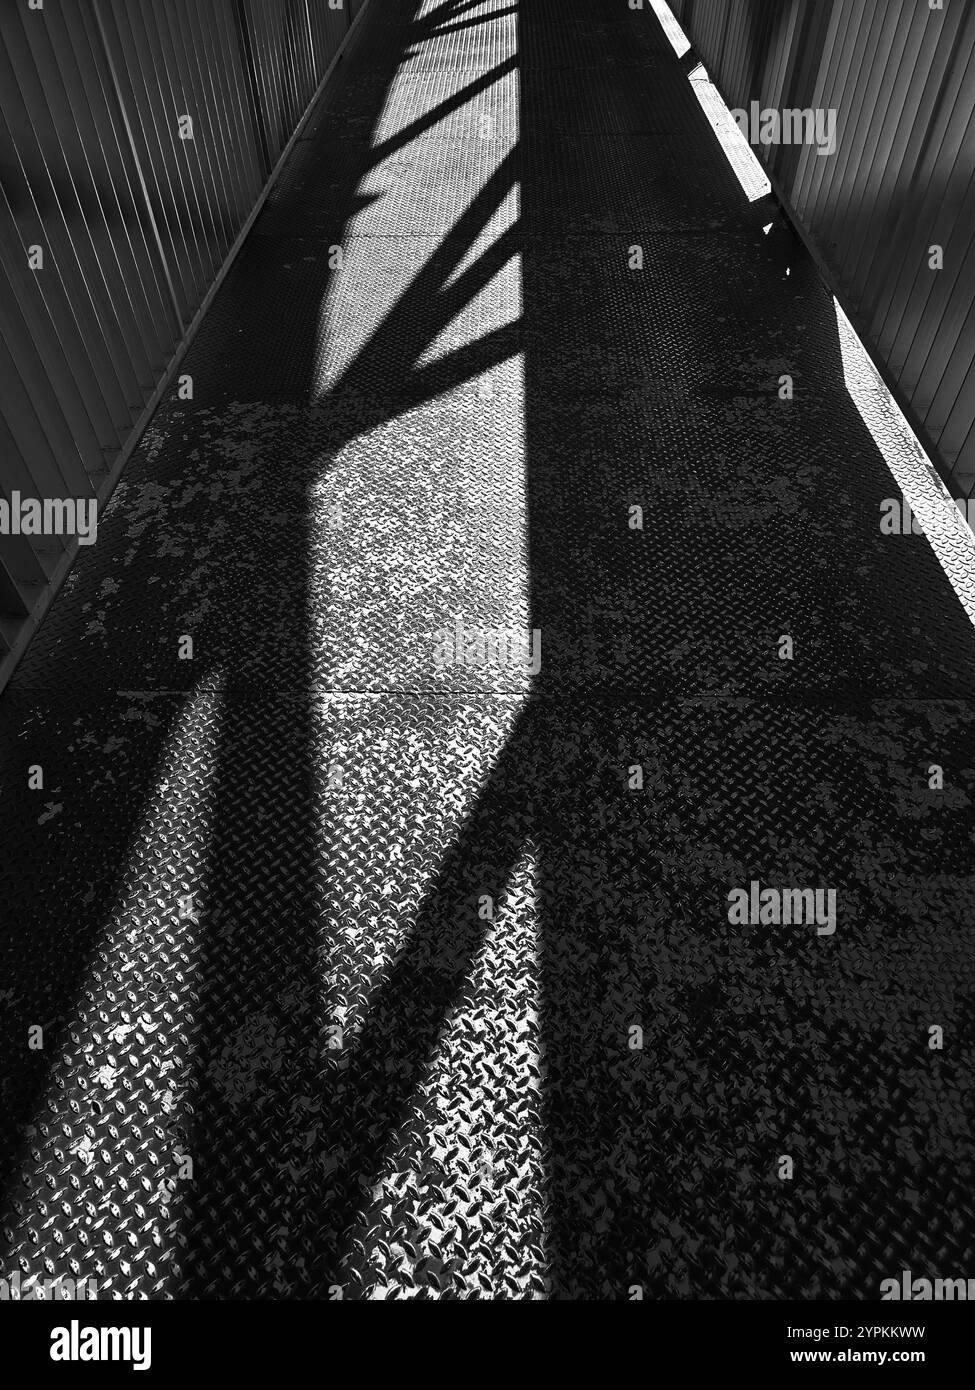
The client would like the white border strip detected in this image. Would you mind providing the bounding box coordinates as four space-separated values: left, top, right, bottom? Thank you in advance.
686 66 772 203
834 299 975 630
647 0 691 57
649 0 769 200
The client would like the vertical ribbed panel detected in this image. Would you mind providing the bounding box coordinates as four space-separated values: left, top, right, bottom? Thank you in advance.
0 0 366 676
675 0 975 498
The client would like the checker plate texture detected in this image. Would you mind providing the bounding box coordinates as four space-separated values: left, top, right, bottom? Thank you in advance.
2 0 975 1300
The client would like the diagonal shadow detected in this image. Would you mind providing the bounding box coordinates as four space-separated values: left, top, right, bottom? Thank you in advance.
280 0 975 1301
0 0 521 1288
3 0 975 1305
171 0 527 1296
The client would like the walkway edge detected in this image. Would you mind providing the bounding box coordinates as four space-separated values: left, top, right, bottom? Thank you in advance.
0 0 374 700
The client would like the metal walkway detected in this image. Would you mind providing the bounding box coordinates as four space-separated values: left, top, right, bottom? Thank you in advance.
2 0 975 1299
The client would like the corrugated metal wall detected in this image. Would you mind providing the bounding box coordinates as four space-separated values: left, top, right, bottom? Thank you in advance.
0 0 360 681
671 0 975 500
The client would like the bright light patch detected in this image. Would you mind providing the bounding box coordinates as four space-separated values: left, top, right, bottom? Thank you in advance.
647 0 692 57
648 0 771 202
0 673 225 1289
835 297 975 631
686 66 772 202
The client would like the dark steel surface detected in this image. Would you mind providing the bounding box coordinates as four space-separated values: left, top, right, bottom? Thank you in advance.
671 0 975 496
2 0 974 1298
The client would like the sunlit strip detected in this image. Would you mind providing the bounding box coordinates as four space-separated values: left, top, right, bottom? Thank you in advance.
0 674 225 1295
686 66 772 203
834 299 975 631
647 0 691 58
648 0 771 202
307 696 541 1294
344 835 549 1299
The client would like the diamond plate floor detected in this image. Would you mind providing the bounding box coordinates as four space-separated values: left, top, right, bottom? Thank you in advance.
2 0 975 1300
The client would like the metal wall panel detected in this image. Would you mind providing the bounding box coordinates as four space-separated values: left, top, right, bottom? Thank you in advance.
0 0 361 679
672 0 975 498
